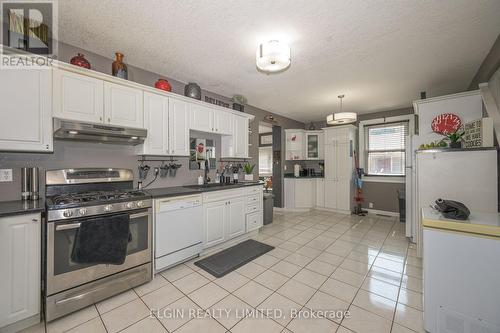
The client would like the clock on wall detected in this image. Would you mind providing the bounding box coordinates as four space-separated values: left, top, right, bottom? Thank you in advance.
431 113 462 135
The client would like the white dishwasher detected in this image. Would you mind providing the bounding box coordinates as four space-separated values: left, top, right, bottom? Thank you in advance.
154 194 203 273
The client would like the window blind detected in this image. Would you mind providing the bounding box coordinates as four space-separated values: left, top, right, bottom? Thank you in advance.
259 146 273 176
364 121 408 176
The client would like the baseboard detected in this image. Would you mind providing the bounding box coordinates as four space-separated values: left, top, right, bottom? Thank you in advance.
276 207 311 212
365 209 400 217
315 207 351 215
0 314 40 333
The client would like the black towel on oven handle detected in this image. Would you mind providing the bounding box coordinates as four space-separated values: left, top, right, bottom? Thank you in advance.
71 213 130 265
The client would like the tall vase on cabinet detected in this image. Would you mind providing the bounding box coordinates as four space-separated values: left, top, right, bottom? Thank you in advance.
112 52 128 80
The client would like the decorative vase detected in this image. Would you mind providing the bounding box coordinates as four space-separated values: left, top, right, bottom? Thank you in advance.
450 142 461 149
70 53 91 69
184 82 201 100
244 174 254 181
112 52 128 80
155 79 172 92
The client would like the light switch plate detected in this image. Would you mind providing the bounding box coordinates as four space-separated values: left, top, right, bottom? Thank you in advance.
0 169 13 182
368 202 374 208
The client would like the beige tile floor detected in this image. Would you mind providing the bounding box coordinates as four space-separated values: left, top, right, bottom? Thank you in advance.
25 209 424 333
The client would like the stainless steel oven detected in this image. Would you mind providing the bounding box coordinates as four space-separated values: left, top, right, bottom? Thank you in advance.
44 168 153 321
46 209 151 295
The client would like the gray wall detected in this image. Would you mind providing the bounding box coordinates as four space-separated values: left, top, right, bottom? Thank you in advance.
0 42 303 202
309 107 413 213
468 33 500 90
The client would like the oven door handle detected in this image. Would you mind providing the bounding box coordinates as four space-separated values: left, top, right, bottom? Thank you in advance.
130 212 150 219
56 223 81 231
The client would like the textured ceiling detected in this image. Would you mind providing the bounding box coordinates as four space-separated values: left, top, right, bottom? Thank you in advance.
58 0 500 122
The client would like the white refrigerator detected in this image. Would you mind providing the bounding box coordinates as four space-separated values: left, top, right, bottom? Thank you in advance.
414 149 498 256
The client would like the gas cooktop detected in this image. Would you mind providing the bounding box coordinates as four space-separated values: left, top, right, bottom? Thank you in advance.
46 190 150 209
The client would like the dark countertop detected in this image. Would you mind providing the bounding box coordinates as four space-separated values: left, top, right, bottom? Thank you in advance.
0 198 45 218
284 174 324 179
145 181 263 199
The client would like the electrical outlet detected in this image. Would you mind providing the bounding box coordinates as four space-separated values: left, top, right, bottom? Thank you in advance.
0 169 13 182
368 202 374 208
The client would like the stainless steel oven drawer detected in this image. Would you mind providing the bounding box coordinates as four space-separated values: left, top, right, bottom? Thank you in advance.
46 263 151 322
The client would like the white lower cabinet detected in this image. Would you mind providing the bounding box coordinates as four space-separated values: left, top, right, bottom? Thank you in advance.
315 178 325 207
0 64 52 152
0 213 41 329
203 201 227 248
284 178 315 209
226 197 246 239
246 211 263 232
202 187 263 249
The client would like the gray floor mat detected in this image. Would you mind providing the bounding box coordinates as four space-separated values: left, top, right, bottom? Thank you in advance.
194 239 274 278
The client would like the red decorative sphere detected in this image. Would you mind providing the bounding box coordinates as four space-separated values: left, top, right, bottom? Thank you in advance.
155 79 172 92
70 53 91 69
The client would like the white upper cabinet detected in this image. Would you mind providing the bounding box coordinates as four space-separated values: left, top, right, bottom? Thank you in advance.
104 82 144 128
168 98 190 156
0 65 52 152
53 68 104 123
233 115 249 158
190 103 214 132
306 131 323 159
285 129 304 160
140 92 169 155
214 110 233 135
0 213 40 328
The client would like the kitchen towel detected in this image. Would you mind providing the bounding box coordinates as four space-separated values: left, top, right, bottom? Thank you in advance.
71 213 130 265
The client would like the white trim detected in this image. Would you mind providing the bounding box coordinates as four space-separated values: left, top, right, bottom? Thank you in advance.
363 176 405 184
359 114 415 180
412 90 480 107
366 209 400 217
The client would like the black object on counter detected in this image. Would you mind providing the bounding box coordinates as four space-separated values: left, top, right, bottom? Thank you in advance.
434 198 470 220
71 214 130 265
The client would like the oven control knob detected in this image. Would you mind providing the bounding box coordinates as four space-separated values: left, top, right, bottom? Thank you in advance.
136 201 143 207
126 202 135 209
63 210 73 218
104 204 113 212
78 208 87 216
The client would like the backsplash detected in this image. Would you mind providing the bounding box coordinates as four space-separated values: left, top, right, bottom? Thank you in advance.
0 139 220 202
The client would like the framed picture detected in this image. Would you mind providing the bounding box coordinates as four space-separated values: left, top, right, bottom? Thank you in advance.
260 134 272 146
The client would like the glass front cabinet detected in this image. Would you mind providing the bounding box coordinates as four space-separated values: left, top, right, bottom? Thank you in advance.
306 131 323 160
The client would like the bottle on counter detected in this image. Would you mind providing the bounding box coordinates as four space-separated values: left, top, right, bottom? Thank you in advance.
233 170 239 184
215 170 220 183
198 175 204 185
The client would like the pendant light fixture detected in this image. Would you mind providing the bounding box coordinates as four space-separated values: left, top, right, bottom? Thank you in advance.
256 40 291 73
326 95 357 125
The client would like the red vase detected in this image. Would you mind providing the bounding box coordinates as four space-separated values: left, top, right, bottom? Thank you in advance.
155 79 172 92
70 53 91 69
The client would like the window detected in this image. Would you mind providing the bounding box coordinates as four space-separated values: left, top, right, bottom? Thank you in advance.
364 121 408 176
259 146 273 176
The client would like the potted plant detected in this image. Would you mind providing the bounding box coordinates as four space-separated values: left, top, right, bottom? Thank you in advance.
243 163 255 181
447 130 464 149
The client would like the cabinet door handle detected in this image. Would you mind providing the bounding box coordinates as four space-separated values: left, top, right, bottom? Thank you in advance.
32 218 38 223
100 116 103 122
108 118 111 123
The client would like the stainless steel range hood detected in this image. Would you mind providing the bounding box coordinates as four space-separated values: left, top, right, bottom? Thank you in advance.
53 118 147 145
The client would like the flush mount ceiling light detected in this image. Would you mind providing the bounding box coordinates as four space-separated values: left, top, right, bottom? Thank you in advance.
256 40 291 73
326 95 357 125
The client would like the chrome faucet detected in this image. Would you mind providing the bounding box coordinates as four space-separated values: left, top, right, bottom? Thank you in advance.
204 159 210 184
